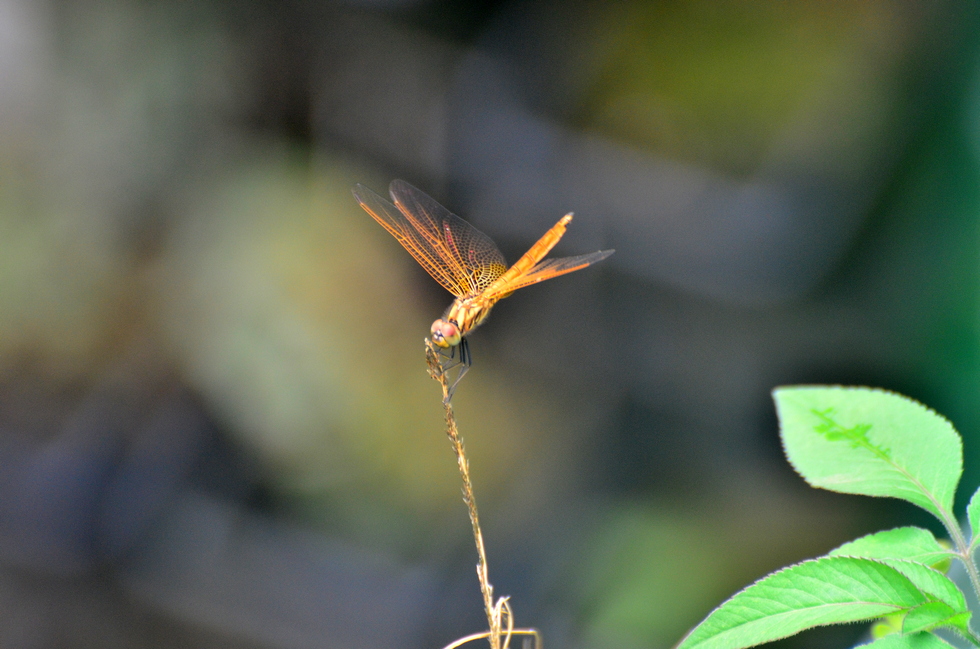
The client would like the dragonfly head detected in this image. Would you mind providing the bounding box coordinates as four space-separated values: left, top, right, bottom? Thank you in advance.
430 319 461 348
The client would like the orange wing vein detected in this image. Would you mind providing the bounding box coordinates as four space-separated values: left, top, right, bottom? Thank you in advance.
353 181 507 297
483 213 614 299
484 249 615 298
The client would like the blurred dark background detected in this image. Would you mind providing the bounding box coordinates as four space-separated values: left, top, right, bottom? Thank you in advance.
2 1 980 647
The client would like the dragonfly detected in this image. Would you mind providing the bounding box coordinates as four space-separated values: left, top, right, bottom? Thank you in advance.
352 179 614 400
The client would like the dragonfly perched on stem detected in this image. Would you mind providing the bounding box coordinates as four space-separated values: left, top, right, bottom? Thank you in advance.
353 180 613 401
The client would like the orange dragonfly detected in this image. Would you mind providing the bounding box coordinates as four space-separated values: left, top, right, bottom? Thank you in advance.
353 180 614 399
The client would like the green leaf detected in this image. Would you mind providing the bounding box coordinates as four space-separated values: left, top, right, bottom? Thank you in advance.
871 561 967 620
676 557 934 649
901 602 969 635
829 528 953 569
968 486 980 550
772 387 962 521
858 631 958 649
821 531 971 634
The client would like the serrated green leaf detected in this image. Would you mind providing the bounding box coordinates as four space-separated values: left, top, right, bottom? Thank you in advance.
872 561 966 616
772 387 962 521
858 631 958 649
676 557 932 649
902 602 969 634
829 528 953 569
968 487 980 550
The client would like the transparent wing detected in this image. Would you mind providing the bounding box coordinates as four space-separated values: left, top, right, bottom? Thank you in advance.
353 180 506 297
388 180 508 295
355 179 611 301
352 183 471 295
482 249 614 299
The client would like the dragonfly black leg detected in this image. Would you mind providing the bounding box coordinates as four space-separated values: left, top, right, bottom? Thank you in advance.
460 337 470 366
444 338 471 403
439 344 462 370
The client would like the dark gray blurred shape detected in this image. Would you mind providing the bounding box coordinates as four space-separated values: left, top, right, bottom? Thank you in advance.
313 9 455 185
0 356 439 648
121 492 436 649
0 363 205 574
312 2 960 304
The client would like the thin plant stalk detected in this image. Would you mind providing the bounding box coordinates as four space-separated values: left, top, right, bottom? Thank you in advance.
425 339 540 649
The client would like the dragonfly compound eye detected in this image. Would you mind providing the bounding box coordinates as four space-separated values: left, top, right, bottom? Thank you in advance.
430 319 461 347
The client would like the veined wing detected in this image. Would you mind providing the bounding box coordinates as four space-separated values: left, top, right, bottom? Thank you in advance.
388 180 508 295
483 249 614 299
353 182 502 297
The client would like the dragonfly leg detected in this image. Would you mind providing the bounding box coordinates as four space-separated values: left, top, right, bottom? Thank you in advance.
442 338 471 403
438 345 462 371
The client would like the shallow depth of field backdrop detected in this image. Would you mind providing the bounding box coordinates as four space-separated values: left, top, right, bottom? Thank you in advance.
2 2 980 648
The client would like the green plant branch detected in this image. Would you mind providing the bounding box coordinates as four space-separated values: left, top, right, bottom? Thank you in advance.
962 627 980 647
948 520 980 638
946 518 980 594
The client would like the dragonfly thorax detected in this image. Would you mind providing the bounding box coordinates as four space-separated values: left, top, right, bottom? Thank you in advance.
431 296 498 347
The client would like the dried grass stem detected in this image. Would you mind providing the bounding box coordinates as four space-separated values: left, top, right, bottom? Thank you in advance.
425 339 540 649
